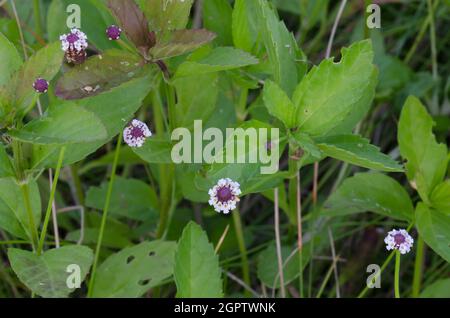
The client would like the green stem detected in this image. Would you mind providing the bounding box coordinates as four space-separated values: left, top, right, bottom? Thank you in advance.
37 147 66 255
232 209 251 297
164 82 177 132
20 183 39 251
412 236 425 297
70 164 85 205
426 0 439 115
394 251 401 298
155 164 174 239
32 0 43 39
88 133 122 297
364 0 372 39
315 262 335 298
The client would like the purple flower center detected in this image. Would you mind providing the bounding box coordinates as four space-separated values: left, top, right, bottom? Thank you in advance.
66 33 79 44
33 78 48 93
217 186 233 203
130 126 145 139
394 233 405 246
107 26 121 40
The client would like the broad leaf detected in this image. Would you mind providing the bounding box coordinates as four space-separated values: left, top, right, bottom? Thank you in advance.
91 241 176 297
55 50 146 100
132 137 173 164
430 181 450 215
324 173 414 221
107 0 155 55
0 145 14 178
174 47 259 78
138 0 194 35
315 135 403 172
416 203 450 263
149 29 216 60
232 0 260 53
293 40 377 136
9 103 108 145
204 0 233 46
0 178 41 240
86 177 158 221
174 222 223 298
257 0 306 96
0 31 22 86
8 245 93 298
420 279 450 298
6 42 64 117
263 80 296 128
398 96 447 202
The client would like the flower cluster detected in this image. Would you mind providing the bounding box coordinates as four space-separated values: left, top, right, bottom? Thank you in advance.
208 178 241 214
60 28 88 64
106 25 122 41
384 229 414 254
123 119 152 148
33 78 49 93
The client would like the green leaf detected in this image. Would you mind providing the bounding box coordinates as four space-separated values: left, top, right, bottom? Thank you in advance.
293 40 377 136
86 177 158 221
0 178 41 240
0 31 22 87
398 96 448 202
174 47 259 78
263 80 296 128
290 131 322 160
416 203 450 263
138 0 194 35
204 0 233 46
324 172 414 221
8 245 93 298
132 137 174 164
430 181 450 215
232 0 260 53
91 241 176 297
8 103 108 145
6 42 64 117
257 242 310 288
107 0 154 55
316 135 403 172
174 222 223 298
0 144 14 178
149 29 216 60
55 50 147 100
420 279 450 298
257 0 305 96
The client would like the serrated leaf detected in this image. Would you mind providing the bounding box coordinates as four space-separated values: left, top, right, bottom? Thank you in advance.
0 144 14 178
6 42 64 117
315 134 403 172
0 31 22 87
430 181 450 215
55 50 146 100
174 47 258 78
8 245 93 298
416 203 450 263
107 0 154 55
91 241 176 297
324 172 414 221
8 103 108 145
149 29 216 60
263 80 296 128
138 0 194 35
0 178 41 240
293 40 377 136
398 96 447 202
174 222 223 298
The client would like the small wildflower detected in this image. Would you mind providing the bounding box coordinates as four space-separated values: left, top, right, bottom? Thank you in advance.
33 78 49 93
123 119 152 148
60 28 88 64
384 229 414 254
106 25 122 40
208 178 241 214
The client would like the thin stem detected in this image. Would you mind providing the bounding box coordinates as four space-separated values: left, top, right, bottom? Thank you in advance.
37 147 65 255
274 188 286 298
88 133 122 297
426 0 439 115
328 227 340 298
69 164 85 205
20 183 39 251
296 172 303 298
358 250 395 298
364 0 372 39
325 0 348 59
48 169 60 249
394 251 401 298
412 236 425 297
10 0 28 59
32 0 43 39
232 209 251 298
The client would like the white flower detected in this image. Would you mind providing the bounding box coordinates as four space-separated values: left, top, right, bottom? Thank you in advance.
384 229 414 254
60 28 88 52
123 119 152 148
208 178 241 214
